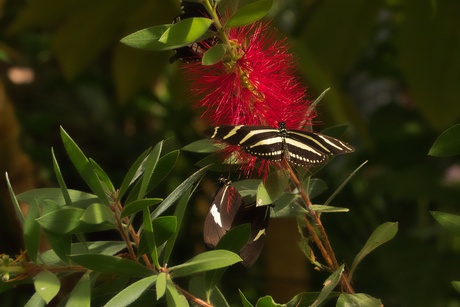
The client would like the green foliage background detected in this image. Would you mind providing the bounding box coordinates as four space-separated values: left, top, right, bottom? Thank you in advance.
1 0 460 306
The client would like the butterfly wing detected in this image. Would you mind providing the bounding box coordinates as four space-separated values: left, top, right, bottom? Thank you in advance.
204 125 284 161
203 179 243 248
233 203 271 267
285 130 354 166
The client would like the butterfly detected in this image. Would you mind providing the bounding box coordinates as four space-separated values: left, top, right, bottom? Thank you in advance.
169 0 219 63
204 122 355 167
204 178 270 267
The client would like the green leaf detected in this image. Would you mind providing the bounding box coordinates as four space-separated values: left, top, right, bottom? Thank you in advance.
225 0 273 28
286 292 329 307
166 279 189 306
66 272 91 307
60 127 110 206
305 178 327 200
202 44 227 66
36 207 85 233
125 150 179 205
257 172 288 206
5 172 24 224
156 272 167 300
89 158 115 194
169 250 242 278
429 124 460 156
51 148 72 206
337 293 382 307
79 203 113 224
324 160 367 207
152 216 177 246
310 265 344 307
431 211 460 236
17 188 99 209
239 289 255 307
189 277 230 307
121 198 163 218
117 147 151 202
24 292 45 307
182 139 217 153
205 224 251 291
452 281 460 293
150 165 209 220
138 141 162 199
42 231 71 264
163 187 192 264
310 205 349 213
70 254 153 277
23 200 40 263
120 24 174 51
142 207 159 269
349 222 398 280
159 17 214 47
104 275 157 307
34 271 60 304
256 296 283 307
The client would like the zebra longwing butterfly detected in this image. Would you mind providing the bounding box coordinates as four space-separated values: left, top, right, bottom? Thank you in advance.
204 178 270 267
169 0 219 63
204 122 354 167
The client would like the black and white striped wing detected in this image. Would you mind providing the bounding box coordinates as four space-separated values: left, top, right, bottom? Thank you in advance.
203 179 242 248
285 130 355 167
204 125 284 161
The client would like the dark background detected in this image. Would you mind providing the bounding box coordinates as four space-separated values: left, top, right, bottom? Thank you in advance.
1 0 460 306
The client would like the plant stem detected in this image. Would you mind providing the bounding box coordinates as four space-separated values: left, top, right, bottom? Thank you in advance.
282 159 355 294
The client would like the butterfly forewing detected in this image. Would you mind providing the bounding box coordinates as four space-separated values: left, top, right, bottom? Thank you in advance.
203 179 242 248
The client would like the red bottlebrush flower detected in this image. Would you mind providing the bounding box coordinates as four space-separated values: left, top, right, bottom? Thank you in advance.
184 21 321 178
185 22 314 129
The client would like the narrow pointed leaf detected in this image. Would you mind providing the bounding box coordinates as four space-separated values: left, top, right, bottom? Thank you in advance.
117 147 151 202
305 178 327 200
150 165 209 220
138 141 162 199
256 295 283 306
152 216 177 246
163 188 192 264
17 188 98 209
66 272 91 307
431 211 460 236
34 271 60 304
311 265 344 307
24 292 45 307
5 172 24 224
159 17 214 47
43 231 71 264
89 158 115 193
182 139 216 153
69 254 153 277
429 124 460 156
60 127 110 206
143 207 159 269
337 293 382 307
51 148 72 206
122 198 163 218
225 0 273 28
23 200 41 263
104 275 157 307
239 290 255 307
324 160 367 207
349 222 398 280
169 250 242 278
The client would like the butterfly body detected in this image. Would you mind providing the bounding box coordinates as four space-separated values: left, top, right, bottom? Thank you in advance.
204 122 354 167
